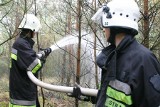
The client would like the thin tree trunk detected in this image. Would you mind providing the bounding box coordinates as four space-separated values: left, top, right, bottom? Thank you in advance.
66 0 73 86
143 0 149 48
61 5 69 85
34 0 45 106
61 0 73 87
61 51 66 85
15 0 20 40
92 0 99 89
75 0 82 106
76 0 81 86
158 46 160 61
67 45 73 86
8 36 12 72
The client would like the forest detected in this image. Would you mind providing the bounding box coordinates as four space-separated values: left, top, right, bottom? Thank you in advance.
0 0 160 107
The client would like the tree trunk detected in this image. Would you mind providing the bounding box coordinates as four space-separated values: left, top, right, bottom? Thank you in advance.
61 51 66 85
14 0 20 40
143 0 149 48
158 46 160 61
67 45 73 86
66 0 73 86
92 0 99 89
75 0 82 106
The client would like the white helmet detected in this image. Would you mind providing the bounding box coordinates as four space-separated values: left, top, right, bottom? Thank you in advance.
92 0 140 33
18 14 41 32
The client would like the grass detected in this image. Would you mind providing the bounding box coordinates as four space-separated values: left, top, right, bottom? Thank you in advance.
0 92 94 107
0 76 94 107
0 102 9 107
0 92 9 107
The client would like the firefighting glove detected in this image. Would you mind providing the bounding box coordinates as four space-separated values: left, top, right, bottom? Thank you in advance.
68 83 97 104
44 48 52 56
40 48 52 57
68 87 97 104
38 48 51 63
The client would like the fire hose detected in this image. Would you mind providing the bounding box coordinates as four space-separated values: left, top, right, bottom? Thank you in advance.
27 36 98 97
27 71 98 96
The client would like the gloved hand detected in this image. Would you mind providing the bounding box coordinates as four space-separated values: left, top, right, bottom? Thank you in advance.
38 48 51 58
41 48 52 57
68 83 97 104
68 84 82 100
38 48 51 63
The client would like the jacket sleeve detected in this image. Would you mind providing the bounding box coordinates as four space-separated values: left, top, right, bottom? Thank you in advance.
143 53 160 107
130 52 160 107
16 40 42 74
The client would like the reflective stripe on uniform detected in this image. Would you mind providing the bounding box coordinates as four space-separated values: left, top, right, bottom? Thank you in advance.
106 80 132 106
10 99 36 106
11 48 18 60
105 97 125 107
109 80 131 95
9 102 36 107
27 58 41 74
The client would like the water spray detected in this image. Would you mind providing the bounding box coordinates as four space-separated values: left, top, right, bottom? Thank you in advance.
37 36 79 58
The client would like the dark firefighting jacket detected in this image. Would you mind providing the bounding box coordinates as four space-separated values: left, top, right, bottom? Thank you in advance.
96 35 160 107
10 35 42 106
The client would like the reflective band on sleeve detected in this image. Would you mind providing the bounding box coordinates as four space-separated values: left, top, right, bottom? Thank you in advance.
27 58 41 74
105 97 125 107
11 53 17 61
11 48 18 55
10 98 36 106
107 86 132 105
11 48 18 60
109 80 131 95
9 102 36 107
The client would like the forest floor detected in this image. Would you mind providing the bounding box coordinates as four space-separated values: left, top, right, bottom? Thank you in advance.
0 92 93 107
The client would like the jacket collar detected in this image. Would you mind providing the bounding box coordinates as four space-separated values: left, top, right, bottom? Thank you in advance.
116 35 135 53
97 35 135 81
19 35 35 48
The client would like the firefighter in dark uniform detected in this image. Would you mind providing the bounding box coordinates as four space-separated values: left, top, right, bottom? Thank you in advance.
92 0 160 106
71 0 160 107
9 14 51 107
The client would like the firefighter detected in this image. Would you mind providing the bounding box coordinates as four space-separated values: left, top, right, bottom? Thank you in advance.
71 0 160 106
9 14 51 107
